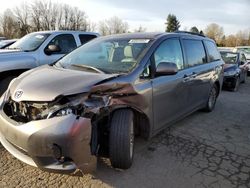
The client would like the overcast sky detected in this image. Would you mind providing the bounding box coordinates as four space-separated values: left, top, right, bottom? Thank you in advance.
0 0 249 35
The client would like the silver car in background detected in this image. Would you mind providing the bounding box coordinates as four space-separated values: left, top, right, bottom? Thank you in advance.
0 31 99 94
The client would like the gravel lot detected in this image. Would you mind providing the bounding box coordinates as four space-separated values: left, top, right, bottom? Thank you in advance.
1 79 250 188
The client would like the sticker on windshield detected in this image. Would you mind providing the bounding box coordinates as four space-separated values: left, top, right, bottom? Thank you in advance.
129 39 150 44
35 35 45 39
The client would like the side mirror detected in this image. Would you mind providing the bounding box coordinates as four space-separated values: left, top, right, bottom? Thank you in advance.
45 44 61 55
155 62 178 76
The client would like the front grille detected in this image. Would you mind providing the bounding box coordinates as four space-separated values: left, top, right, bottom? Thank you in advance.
3 99 49 123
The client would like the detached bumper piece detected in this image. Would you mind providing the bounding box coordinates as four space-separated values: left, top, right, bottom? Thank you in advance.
0 112 96 174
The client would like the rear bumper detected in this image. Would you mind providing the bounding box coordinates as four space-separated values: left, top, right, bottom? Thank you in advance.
0 111 96 174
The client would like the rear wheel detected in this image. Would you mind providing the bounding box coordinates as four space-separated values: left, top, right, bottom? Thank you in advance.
0 76 16 96
109 109 134 169
203 84 218 112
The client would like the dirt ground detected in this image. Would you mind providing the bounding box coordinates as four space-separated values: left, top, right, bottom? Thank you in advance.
1 79 250 188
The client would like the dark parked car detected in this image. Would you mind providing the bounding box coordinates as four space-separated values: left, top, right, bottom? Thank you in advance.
220 51 248 91
0 32 224 174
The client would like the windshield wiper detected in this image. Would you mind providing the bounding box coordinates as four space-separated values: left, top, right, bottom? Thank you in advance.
70 64 105 74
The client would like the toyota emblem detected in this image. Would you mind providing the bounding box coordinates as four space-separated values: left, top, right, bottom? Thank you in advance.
14 90 23 99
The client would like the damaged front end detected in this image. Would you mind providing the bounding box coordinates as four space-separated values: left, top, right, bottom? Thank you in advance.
0 91 114 174
0 80 149 174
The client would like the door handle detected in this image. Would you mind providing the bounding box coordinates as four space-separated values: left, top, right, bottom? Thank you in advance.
183 72 197 82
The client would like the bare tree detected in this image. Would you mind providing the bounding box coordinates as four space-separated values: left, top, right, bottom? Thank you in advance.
224 35 237 47
235 30 249 46
58 4 88 30
99 16 129 35
30 1 43 31
0 9 19 38
13 3 30 36
205 23 224 45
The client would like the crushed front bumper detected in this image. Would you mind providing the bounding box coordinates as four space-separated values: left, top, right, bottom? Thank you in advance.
223 76 237 88
0 110 96 174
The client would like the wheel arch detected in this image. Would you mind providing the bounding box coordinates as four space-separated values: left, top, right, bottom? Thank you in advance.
110 105 151 139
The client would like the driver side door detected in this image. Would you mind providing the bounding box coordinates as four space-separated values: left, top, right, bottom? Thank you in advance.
152 38 190 131
39 34 77 65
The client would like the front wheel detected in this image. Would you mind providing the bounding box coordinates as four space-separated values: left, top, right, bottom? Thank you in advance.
203 84 218 112
109 109 134 169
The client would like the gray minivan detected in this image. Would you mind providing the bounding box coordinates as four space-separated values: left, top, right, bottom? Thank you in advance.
0 32 224 174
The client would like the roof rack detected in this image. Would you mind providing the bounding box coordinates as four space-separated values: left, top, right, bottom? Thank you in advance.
174 31 206 37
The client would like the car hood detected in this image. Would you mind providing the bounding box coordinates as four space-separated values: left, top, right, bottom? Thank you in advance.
224 64 237 72
9 65 118 102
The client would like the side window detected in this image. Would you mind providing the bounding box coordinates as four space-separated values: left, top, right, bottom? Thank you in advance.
153 38 184 70
240 54 247 63
79 34 97 45
46 34 77 54
183 39 206 67
204 40 221 62
140 63 151 79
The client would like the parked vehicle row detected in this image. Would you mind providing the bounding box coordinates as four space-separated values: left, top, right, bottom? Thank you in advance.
0 31 224 173
219 50 248 91
0 31 99 94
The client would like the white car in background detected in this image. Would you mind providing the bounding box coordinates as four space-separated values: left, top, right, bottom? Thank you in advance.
233 46 250 75
233 46 250 60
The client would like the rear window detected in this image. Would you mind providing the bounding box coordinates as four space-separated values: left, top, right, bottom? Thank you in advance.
204 40 221 62
183 39 206 67
79 34 97 45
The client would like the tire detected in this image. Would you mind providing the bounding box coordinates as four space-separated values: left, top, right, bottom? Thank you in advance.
109 109 134 169
203 84 218 112
232 77 240 92
0 76 16 96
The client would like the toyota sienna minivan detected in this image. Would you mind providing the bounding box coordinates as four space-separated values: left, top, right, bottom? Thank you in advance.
0 32 224 174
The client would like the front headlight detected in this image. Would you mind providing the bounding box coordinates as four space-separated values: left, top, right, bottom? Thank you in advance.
47 106 74 119
224 71 236 76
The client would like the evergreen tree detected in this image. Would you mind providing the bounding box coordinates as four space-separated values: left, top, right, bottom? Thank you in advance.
190 26 199 33
165 14 180 32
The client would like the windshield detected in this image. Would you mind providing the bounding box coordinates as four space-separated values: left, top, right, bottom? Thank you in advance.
236 48 250 55
56 38 151 74
8 33 50 51
220 52 238 64
0 41 9 48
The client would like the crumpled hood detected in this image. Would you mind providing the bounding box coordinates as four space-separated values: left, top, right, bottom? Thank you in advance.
9 65 118 102
224 64 237 72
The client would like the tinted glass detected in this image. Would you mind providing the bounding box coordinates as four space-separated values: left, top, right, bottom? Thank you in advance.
154 38 184 70
183 39 206 67
204 40 221 62
47 34 77 54
79 34 97 45
240 54 247 62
